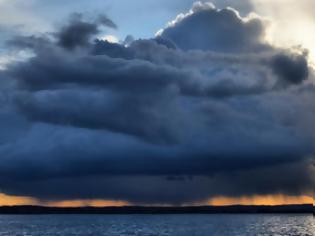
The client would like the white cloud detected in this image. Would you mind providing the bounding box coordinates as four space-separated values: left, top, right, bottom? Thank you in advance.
0 50 34 70
101 34 119 44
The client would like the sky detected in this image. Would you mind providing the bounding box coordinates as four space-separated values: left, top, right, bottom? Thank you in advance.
0 0 314 206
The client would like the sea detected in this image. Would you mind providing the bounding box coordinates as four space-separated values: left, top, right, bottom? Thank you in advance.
0 214 313 236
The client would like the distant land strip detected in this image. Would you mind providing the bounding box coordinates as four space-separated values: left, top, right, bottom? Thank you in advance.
0 205 313 215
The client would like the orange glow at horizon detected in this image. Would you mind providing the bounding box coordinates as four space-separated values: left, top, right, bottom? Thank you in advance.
0 193 312 207
0 194 130 207
0 193 38 206
44 199 130 208
205 195 313 206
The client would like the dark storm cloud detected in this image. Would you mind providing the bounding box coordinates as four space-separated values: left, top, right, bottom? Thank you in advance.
93 39 134 58
271 53 309 85
0 2 314 204
0 155 313 204
15 88 185 144
57 13 116 50
97 14 117 29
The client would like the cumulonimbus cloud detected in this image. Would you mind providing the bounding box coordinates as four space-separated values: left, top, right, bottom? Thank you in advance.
0 2 313 204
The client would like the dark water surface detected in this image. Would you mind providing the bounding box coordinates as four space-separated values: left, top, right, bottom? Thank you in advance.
0 214 313 236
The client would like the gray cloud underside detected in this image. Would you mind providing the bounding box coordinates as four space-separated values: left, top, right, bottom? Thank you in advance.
0 3 314 204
